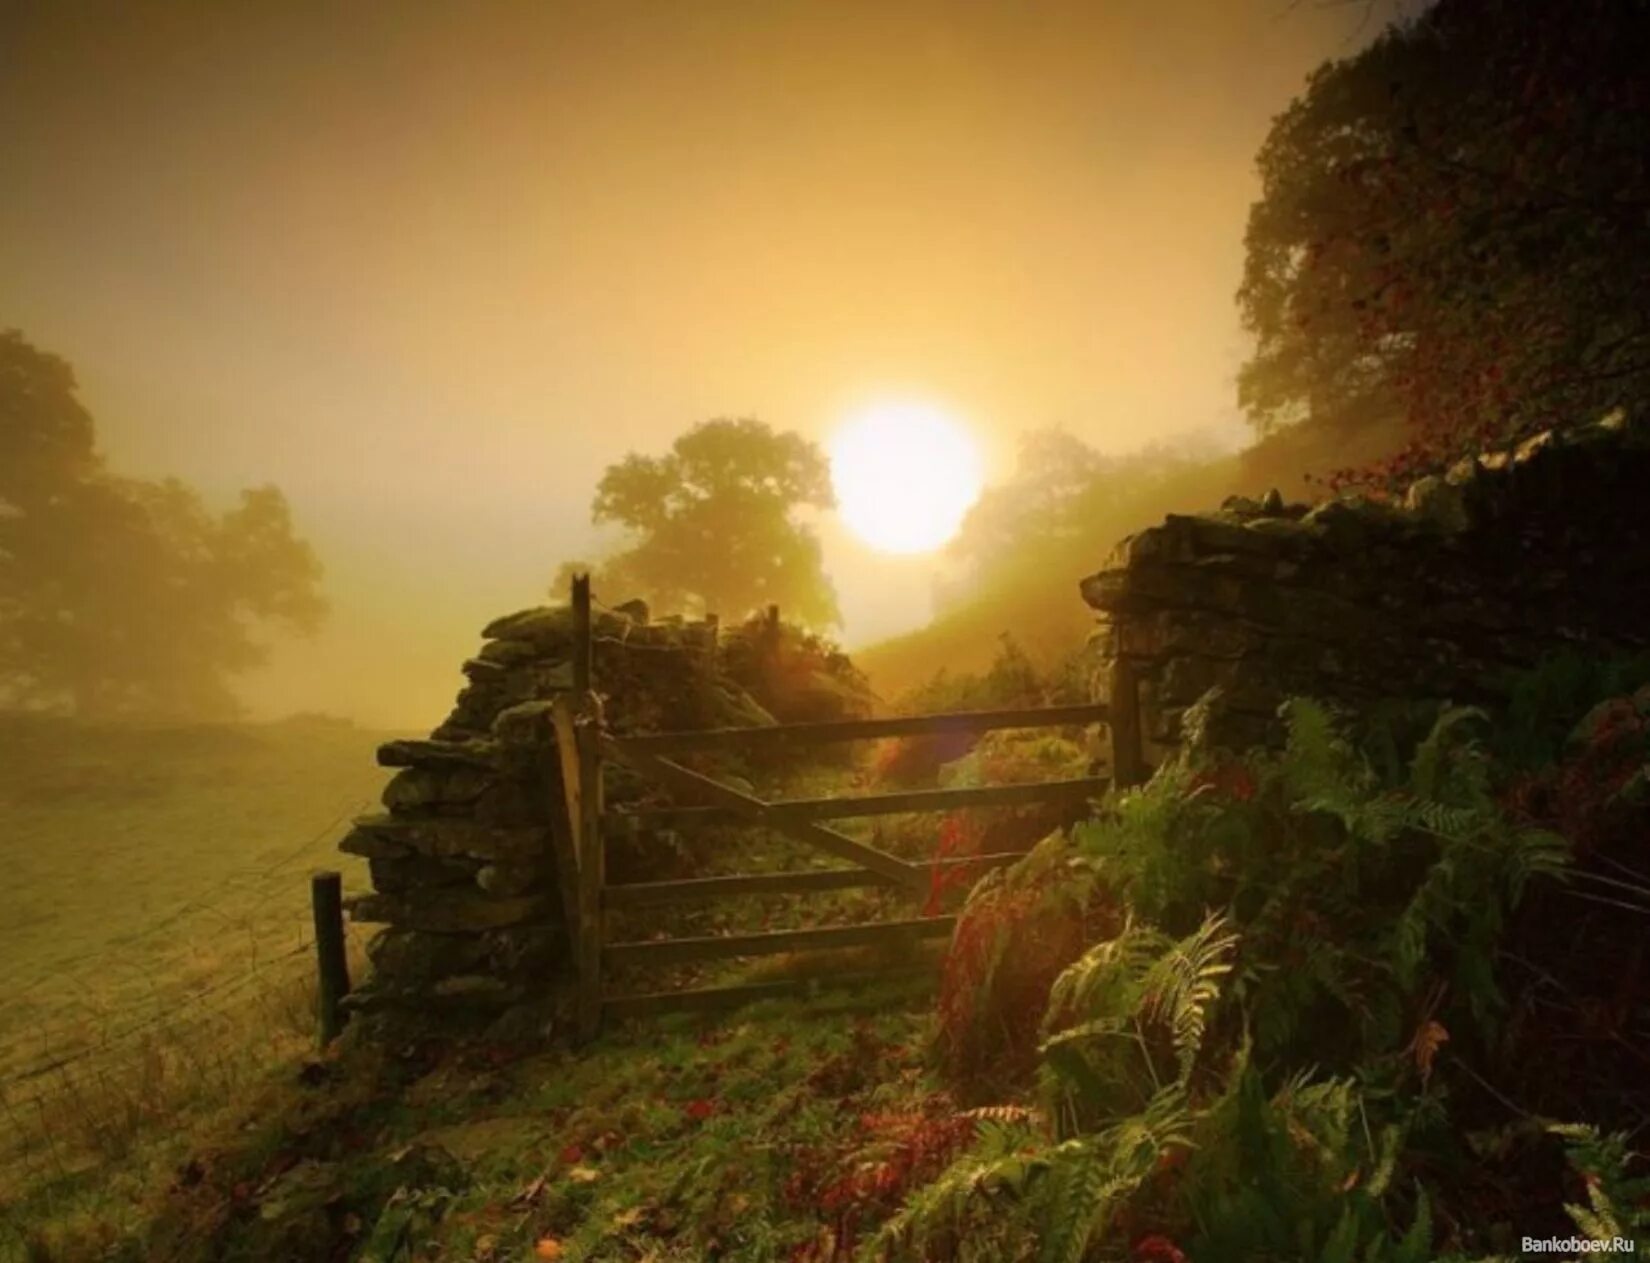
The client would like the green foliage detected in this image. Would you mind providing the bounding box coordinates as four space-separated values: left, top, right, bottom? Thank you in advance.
893 913 1448 1263
1182 1058 1439 1263
1491 650 1650 772
894 699 1582 1260
1068 698 1567 1064
1238 0 1650 483
870 1090 1183 1263
1549 1123 1650 1250
569 417 840 628
0 330 326 718
1040 914 1236 1126
934 835 1099 1089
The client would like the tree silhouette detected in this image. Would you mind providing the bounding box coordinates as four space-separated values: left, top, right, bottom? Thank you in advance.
0 330 327 718
572 417 839 627
1239 0 1650 486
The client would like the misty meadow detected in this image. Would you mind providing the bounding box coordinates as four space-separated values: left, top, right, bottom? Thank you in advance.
3 1 1649 1260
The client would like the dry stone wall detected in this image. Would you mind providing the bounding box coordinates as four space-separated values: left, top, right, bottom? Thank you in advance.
1083 411 1650 763
338 603 768 1039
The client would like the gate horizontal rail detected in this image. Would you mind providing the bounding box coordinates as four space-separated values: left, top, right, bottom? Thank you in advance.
607 775 1110 827
608 701 1111 755
604 915 957 969
604 850 1033 909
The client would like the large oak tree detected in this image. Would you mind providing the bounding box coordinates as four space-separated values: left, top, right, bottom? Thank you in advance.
564 417 839 627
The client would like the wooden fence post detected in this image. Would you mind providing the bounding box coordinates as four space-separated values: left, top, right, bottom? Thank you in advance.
1107 655 1147 790
310 870 351 1047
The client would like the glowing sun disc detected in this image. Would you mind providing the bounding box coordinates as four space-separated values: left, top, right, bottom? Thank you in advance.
829 402 984 554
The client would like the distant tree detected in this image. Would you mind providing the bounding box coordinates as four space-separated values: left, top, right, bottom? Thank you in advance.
1238 0 1650 485
569 418 839 627
948 430 1108 574
0 331 326 718
945 428 1209 604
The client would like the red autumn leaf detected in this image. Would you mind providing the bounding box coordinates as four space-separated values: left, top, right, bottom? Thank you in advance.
1134 1235 1190 1263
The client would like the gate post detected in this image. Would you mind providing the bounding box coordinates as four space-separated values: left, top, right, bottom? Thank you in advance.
569 574 605 1042
1107 655 1147 790
573 711 604 1042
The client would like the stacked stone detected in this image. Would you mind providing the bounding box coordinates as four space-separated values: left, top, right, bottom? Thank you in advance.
1083 411 1650 761
339 600 749 1035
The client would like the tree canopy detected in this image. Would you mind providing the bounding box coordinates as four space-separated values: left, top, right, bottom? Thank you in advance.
567 417 839 627
0 330 326 718
1238 0 1650 484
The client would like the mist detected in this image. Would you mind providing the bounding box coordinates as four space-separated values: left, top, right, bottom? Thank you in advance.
1 0 1387 728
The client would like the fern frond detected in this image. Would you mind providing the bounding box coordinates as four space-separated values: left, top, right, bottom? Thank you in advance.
1139 913 1239 1078
960 1104 1040 1125
1397 1186 1433 1262
1408 705 1488 799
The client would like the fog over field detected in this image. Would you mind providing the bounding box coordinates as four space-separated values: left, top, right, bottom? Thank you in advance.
1 0 1381 728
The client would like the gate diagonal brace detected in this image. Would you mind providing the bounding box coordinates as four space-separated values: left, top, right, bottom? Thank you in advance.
602 737 924 893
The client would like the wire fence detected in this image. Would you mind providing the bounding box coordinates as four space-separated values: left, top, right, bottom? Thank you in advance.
0 797 371 1105
0 797 361 1001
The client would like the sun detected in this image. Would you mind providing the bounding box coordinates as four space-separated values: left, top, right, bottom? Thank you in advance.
829 402 984 555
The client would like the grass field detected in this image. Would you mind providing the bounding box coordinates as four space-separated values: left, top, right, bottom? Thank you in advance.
0 713 402 1197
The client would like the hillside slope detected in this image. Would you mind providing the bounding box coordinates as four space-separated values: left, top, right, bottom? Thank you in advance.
855 419 1405 702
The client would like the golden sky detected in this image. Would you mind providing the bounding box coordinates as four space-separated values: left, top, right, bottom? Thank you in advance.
0 0 1385 727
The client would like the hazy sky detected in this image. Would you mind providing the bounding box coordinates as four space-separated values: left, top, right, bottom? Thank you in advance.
0 0 1386 727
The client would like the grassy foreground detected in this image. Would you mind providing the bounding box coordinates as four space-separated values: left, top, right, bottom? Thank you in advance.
0 714 398 1208
7 653 1649 1260
92 983 944 1263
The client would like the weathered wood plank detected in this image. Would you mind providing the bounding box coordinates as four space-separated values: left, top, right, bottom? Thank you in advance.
603 851 1029 908
608 777 1110 828
1107 657 1147 789
604 915 955 968
548 698 586 945
604 740 923 890
560 573 608 1042
607 868 890 907
575 733 604 1042
608 702 1111 754
603 968 938 1020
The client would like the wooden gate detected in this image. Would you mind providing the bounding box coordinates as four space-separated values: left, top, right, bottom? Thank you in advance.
548 576 1145 1041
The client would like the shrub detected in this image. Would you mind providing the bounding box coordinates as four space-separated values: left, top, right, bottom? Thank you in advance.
934 836 1120 1093
718 611 874 726
1503 685 1650 859
887 699 1581 1261
1491 650 1650 773
1067 699 1568 1065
